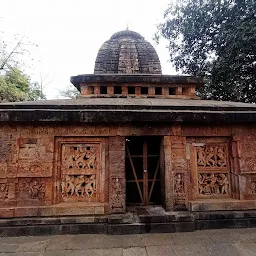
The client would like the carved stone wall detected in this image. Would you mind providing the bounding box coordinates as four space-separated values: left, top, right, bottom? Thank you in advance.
0 124 110 217
0 125 53 210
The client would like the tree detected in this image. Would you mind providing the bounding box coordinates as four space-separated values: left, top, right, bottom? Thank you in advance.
58 84 80 99
0 29 45 102
0 32 37 73
0 68 46 102
156 0 256 102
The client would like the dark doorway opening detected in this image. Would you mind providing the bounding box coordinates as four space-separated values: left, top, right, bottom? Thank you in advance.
126 136 162 206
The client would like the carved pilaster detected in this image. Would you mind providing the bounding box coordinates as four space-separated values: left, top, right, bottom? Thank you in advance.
164 135 188 211
109 136 125 213
232 133 256 199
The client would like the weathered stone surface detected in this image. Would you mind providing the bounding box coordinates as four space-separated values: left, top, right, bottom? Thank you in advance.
94 30 162 75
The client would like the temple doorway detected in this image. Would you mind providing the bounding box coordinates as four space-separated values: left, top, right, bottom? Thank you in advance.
125 136 162 206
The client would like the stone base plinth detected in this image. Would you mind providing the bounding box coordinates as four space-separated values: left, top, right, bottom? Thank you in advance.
189 199 256 212
0 202 107 218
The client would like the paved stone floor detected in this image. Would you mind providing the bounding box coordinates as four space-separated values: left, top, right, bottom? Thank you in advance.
1 228 256 255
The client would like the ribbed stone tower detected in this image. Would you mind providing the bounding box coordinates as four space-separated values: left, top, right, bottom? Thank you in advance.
71 29 202 99
94 30 162 74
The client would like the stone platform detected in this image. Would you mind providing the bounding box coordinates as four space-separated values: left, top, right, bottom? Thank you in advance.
1 206 256 237
3 228 256 256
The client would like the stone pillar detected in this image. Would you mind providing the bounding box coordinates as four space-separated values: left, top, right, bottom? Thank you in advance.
108 136 126 213
164 134 188 211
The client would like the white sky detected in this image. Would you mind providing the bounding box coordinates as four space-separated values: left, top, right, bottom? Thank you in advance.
0 0 175 99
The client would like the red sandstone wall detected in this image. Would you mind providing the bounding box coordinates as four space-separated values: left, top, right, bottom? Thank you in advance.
0 123 256 217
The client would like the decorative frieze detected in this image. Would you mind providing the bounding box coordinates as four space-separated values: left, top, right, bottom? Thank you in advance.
198 173 229 196
197 145 227 168
62 144 99 174
61 174 96 199
17 162 52 177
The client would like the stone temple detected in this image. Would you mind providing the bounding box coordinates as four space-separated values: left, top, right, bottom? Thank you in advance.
1 30 256 235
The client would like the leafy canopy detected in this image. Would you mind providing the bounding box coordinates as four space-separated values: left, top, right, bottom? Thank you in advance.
156 0 256 102
0 68 46 102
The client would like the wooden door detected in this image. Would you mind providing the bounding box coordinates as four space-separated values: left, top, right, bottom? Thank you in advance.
126 137 161 205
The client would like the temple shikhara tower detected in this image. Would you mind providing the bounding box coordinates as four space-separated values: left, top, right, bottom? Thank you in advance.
1 30 256 235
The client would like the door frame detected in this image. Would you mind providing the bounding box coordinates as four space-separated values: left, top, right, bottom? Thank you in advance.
125 136 163 206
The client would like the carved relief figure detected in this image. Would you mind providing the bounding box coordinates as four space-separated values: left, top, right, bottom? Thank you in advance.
209 174 218 194
217 173 229 194
63 145 98 172
84 174 96 197
0 183 8 200
205 147 215 167
197 145 227 168
239 136 256 173
0 136 11 161
174 173 185 194
61 174 96 199
18 178 45 200
197 147 206 166
198 173 229 196
198 174 205 195
110 177 124 210
29 179 44 199
251 181 256 194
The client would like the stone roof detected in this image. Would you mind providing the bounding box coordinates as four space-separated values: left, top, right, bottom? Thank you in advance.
94 30 162 74
1 98 256 124
70 74 203 91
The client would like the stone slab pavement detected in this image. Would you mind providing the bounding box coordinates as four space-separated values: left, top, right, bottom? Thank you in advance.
1 228 256 256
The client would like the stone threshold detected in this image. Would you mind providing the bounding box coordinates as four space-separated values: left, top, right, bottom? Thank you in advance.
189 199 256 211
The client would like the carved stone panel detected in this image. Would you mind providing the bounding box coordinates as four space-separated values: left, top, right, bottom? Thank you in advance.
0 134 18 179
168 136 188 210
17 137 54 178
109 177 125 212
17 162 52 177
234 134 256 173
173 173 187 209
61 174 97 202
60 142 101 202
108 136 125 213
16 178 52 206
197 145 228 168
198 173 229 196
17 178 46 200
192 142 231 198
251 181 256 194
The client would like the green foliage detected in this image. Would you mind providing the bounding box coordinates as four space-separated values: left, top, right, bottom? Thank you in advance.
0 68 46 102
58 85 80 99
157 0 256 102
28 82 47 101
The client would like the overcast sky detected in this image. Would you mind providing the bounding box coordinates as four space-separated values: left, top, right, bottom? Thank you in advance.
0 0 175 98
